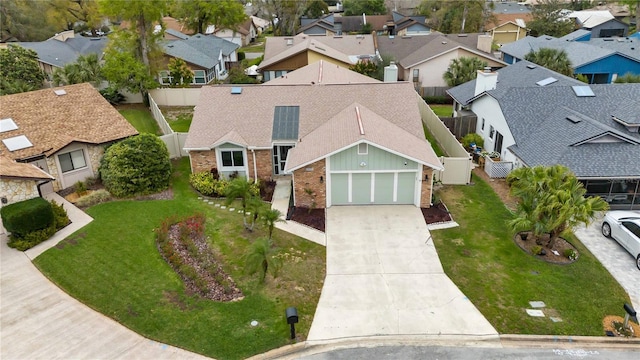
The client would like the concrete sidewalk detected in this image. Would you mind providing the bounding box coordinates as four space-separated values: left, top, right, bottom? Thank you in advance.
271 178 326 246
0 194 210 359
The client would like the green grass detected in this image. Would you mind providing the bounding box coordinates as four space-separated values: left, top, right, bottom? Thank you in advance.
34 158 325 360
429 104 453 117
241 43 265 53
169 114 192 132
119 109 162 135
431 175 630 336
424 124 445 157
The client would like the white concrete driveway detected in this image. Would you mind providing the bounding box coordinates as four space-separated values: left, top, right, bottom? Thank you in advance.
575 215 640 311
307 206 497 343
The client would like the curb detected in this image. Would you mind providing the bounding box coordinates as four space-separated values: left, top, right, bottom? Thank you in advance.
500 334 640 349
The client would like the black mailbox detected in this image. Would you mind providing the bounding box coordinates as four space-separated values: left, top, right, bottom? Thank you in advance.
623 303 636 317
286 307 298 324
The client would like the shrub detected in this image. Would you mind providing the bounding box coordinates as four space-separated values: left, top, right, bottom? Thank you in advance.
237 51 246 61
75 189 112 208
190 171 215 196
99 86 125 105
100 134 172 197
564 248 577 261
423 95 453 104
531 245 543 256
75 181 87 196
50 200 70 229
6 199 69 251
1 197 53 237
461 133 484 149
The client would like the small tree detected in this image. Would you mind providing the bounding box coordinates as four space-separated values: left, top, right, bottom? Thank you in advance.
0 45 45 95
507 165 609 249
167 58 194 87
99 134 172 197
524 48 573 77
349 60 378 78
262 208 284 241
443 57 488 87
245 237 281 283
224 177 260 230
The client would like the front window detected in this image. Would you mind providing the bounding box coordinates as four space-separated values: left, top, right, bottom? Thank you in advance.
412 69 419 82
159 71 171 85
58 149 87 173
193 70 206 84
221 150 244 167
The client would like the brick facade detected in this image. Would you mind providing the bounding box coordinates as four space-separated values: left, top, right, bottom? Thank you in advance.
292 159 326 208
249 149 273 180
420 166 434 208
190 150 217 173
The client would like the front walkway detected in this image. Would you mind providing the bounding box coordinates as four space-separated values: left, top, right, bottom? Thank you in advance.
0 194 209 359
307 206 498 343
271 178 326 246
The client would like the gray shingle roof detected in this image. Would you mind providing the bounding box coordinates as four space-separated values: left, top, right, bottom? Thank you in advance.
161 34 239 69
15 36 108 68
586 37 640 62
499 35 615 67
559 29 591 41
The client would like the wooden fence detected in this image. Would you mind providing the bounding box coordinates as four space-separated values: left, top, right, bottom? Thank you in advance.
439 115 477 139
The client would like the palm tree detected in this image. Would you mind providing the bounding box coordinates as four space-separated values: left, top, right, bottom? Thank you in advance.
507 165 609 249
245 237 281 283
443 57 488 87
224 177 259 230
245 196 267 232
262 208 284 241
524 48 573 77
52 53 102 86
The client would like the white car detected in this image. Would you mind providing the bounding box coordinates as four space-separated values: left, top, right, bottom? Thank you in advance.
602 211 640 270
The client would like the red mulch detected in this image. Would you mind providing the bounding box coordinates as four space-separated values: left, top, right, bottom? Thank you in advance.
421 201 452 224
289 207 325 232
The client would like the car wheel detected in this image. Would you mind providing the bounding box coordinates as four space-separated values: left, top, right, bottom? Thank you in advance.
637 255 640 271
602 222 612 238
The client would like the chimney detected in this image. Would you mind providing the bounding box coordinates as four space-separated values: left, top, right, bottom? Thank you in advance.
384 61 398 82
474 69 498 96
476 34 492 53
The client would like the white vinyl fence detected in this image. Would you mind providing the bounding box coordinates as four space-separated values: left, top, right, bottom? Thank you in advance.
148 93 188 158
148 88 201 106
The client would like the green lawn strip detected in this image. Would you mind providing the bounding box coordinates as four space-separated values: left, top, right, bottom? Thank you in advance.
119 109 162 135
429 104 453 117
241 44 265 53
431 174 629 335
34 158 325 360
423 123 445 157
169 117 191 132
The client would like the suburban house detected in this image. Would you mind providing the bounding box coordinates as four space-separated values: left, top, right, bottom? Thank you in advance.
0 83 138 195
213 18 257 47
258 34 376 82
376 33 506 93
447 60 640 210
567 10 629 38
0 155 54 206
184 62 443 208
298 11 431 36
13 30 108 82
161 16 195 37
500 34 640 83
488 20 528 46
250 16 271 35
159 33 239 84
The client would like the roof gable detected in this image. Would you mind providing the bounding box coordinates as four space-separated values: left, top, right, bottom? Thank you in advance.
162 34 239 68
263 60 380 85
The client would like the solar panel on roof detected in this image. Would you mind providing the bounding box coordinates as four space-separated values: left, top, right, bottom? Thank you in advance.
0 118 18 133
272 106 299 141
536 77 557 86
572 85 595 97
2 135 33 151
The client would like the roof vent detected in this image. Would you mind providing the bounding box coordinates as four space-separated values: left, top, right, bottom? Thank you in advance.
231 87 242 94
526 64 537 69
536 77 558 86
0 118 18 133
2 135 33 151
566 115 582 123
285 38 293 45
54 89 67 96
457 34 468 37
572 85 595 97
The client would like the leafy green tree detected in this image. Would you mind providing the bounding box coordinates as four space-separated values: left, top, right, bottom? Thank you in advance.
256 0 309 35
99 134 172 198
343 0 386 15
619 0 639 34
443 56 487 87
245 237 281 283
170 0 246 35
1 0 61 41
527 0 574 37
417 0 493 33
52 53 102 86
262 208 284 241
524 48 573 77
507 165 609 249
47 0 102 34
349 60 378 78
0 45 45 95
167 58 193 87
304 0 329 19
614 73 640 83
101 30 158 96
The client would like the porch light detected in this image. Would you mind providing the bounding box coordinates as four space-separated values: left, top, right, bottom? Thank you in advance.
319 176 324 183
425 174 429 182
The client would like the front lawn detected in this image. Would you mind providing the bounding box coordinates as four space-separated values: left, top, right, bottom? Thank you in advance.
431 175 630 335
118 107 162 135
429 104 453 117
34 158 325 360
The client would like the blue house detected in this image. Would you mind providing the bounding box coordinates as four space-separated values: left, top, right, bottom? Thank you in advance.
500 34 640 83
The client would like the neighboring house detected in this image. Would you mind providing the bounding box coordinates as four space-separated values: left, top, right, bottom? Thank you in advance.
447 60 640 210
568 10 629 38
251 16 271 35
559 29 592 42
376 33 506 90
488 20 528 45
500 35 640 83
161 16 195 37
159 33 239 84
259 34 376 82
0 83 138 194
14 30 108 81
213 18 257 47
184 62 443 208
0 155 54 206
486 10 533 32
298 11 430 36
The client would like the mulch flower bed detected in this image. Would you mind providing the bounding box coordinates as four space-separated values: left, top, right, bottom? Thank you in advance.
514 231 578 264
603 315 639 337
289 207 325 232
421 201 452 224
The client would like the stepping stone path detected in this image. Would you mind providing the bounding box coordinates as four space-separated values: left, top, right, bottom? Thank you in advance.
529 301 546 308
215 204 220 207
221 206 226 209
229 208 235 211
526 309 545 317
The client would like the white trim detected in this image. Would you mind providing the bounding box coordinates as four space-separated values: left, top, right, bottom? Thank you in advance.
330 169 418 174
370 173 375 202
347 173 353 203
215 147 248 176
326 156 332 207
393 172 398 202
251 149 257 181
405 46 508 68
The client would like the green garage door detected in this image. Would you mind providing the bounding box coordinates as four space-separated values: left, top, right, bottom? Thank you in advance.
397 172 416 204
374 173 394 204
331 173 349 205
352 173 371 204
330 172 417 206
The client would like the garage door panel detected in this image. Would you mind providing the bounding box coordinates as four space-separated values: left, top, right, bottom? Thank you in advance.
331 173 349 205
374 173 394 204
397 172 415 204
352 173 371 204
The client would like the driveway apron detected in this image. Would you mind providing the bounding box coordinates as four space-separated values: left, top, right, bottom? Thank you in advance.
307 206 497 342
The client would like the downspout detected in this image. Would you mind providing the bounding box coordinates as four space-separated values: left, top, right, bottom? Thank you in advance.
36 179 54 198
251 149 258 183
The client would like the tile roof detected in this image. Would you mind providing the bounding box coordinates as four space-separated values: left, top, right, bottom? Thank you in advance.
0 155 54 180
15 36 108 68
260 34 375 69
185 82 442 170
0 83 138 161
263 60 380 85
161 34 239 69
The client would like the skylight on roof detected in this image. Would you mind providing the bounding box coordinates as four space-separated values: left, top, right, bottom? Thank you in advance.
536 77 558 86
2 135 33 151
54 89 67 96
526 64 537 69
231 87 242 94
572 85 595 97
0 118 18 133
